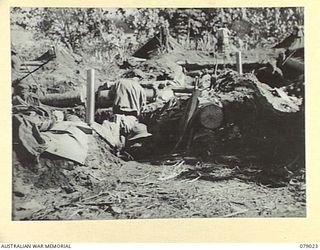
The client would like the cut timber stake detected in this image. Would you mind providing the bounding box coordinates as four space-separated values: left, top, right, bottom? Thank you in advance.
236 51 243 75
85 69 95 125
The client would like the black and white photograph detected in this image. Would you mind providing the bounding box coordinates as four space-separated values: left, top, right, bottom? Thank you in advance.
11 7 305 221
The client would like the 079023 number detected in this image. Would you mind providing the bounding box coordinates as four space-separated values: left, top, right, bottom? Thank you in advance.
300 244 319 248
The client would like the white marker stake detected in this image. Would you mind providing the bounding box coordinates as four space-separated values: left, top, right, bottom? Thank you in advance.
236 51 243 75
85 69 95 125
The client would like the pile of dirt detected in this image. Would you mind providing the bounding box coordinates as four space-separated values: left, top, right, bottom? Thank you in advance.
12 133 123 220
136 56 185 85
11 136 306 216
11 27 123 96
12 142 306 220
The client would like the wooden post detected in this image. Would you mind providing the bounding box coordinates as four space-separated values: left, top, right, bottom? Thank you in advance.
187 18 191 49
85 69 95 125
236 51 243 75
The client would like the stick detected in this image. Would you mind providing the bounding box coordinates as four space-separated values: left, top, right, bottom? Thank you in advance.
186 173 202 183
135 172 151 181
223 209 248 218
18 59 52 82
80 191 110 202
68 209 83 219
158 160 185 181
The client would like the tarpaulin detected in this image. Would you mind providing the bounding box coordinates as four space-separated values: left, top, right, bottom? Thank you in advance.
12 114 48 162
13 100 90 165
42 122 89 165
50 120 93 135
12 104 53 131
91 121 121 148
12 104 53 162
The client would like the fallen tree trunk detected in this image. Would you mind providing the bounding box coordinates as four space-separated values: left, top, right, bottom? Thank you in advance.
139 69 304 161
40 83 197 108
40 90 85 107
196 104 224 130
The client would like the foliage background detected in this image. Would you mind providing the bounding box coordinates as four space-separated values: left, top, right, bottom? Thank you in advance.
11 7 304 62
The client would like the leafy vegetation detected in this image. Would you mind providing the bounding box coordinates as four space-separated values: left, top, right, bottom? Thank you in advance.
11 7 304 61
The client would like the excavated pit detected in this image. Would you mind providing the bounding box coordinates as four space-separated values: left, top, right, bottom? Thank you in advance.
11 26 305 220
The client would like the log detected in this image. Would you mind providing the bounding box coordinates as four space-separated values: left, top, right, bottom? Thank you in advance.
171 86 195 93
197 104 224 130
40 86 156 108
186 69 214 77
40 90 85 107
41 89 109 108
21 62 45 67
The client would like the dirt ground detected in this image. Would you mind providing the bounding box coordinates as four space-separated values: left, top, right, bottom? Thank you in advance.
11 27 306 220
12 133 306 220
